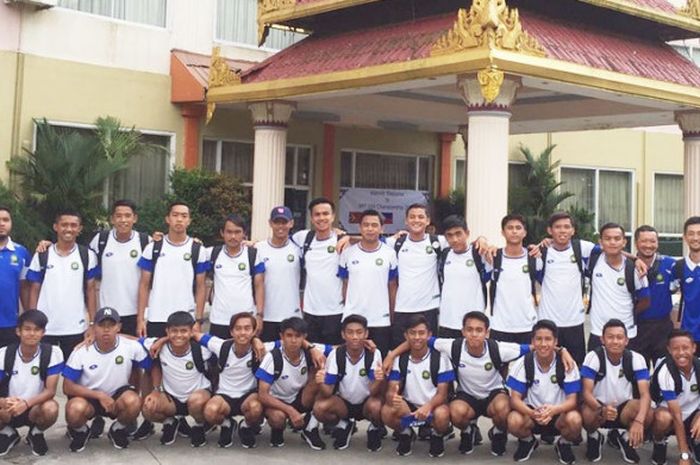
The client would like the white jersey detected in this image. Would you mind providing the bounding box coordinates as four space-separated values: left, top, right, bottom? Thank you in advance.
324 347 383 405
255 240 302 322
62 336 150 395
507 355 581 407
490 250 541 333
292 230 344 317
658 362 700 421
89 230 150 317
339 243 398 327
439 247 491 330
256 347 310 404
389 349 454 406
142 338 212 402
539 241 596 327
387 235 448 313
432 338 528 399
208 246 264 326
581 348 649 404
26 245 98 336
589 255 649 338
0 345 64 399
137 236 209 323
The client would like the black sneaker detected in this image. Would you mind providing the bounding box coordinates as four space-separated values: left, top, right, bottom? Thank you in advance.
0 430 20 457
367 427 382 452
418 424 431 441
178 417 191 438
444 425 455 441
108 424 130 450
238 420 256 449
555 440 576 465
607 429 620 450
616 433 640 464
585 432 604 462
160 419 179 446
132 419 155 441
474 424 483 445
651 442 667 465
26 428 48 456
69 427 90 453
270 428 284 447
218 420 235 448
396 429 415 456
333 420 354 450
301 427 326 451
429 434 445 458
89 416 105 439
459 425 477 454
190 425 206 448
541 433 555 445
488 426 507 456
514 438 538 462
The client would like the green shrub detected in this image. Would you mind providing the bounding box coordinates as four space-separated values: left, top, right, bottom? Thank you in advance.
0 181 48 251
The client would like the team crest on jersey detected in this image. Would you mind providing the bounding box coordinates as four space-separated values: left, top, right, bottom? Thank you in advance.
484 362 493 371
130 249 139 258
425 246 434 254
550 374 558 384
183 253 191 261
115 355 124 365
185 361 194 370
570 255 577 263
466 259 474 267
616 277 626 286
375 258 384 266
301 366 308 375
327 246 336 253
359 368 368 377
656 273 664 283
71 262 79 270
238 263 247 271
522 265 529 273
31 366 39 375
287 254 295 262
692 384 699 392
421 370 430 380
10 254 19 265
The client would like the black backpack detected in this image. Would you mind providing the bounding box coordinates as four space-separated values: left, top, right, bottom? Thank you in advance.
217 339 260 374
149 239 202 295
299 231 316 291
0 343 53 397
269 346 312 381
397 349 441 395
674 259 687 323
450 338 502 389
586 250 636 313
38 244 90 303
437 247 487 301
591 346 640 399
540 239 585 295
208 245 258 302
332 345 375 393
523 352 566 391
96 230 150 268
489 249 538 313
650 356 700 404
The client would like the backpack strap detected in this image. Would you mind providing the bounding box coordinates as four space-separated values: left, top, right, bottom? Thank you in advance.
138 232 150 251
524 352 535 389
248 247 258 303
0 344 18 397
586 248 603 313
471 248 489 304
674 259 686 322
398 352 409 395
209 245 224 277
527 254 538 306
428 234 442 256
486 338 503 371
593 346 607 382
693 358 700 394
666 358 683 397
624 258 636 298
450 338 463 374
299 231 315 291
218 339 234 371
190 340 206 374
437 247 451 292
96 230 110 267
364 348 375 377
555 354 566 390
393 235 407 256
572 239 585 295
649 358 667 403
39 342 53 382
540 246 548 281
335 345 348 386
272 347 284 381
190 241 202 296
429 348 441 387
78 244 90 302
621 349 639 399
38 250 49 282
149 239 164 289
489 249 504 314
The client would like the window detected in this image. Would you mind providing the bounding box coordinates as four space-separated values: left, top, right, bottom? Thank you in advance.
216 0 306 49
654 173 684 256
560 167 634 233
341 150 433 192
57 0 167 27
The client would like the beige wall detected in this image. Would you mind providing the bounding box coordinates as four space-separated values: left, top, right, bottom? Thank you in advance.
0 51 18 184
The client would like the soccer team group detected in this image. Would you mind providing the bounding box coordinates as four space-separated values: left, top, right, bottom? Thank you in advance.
1 196 700 465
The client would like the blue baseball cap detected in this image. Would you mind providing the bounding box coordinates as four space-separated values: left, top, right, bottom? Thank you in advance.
270 206 293 221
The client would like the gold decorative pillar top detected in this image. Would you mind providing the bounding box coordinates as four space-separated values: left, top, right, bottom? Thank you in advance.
458 70 520 113
679 0 700 20
676 111 700 139
431 0 546 57
249 101 297 128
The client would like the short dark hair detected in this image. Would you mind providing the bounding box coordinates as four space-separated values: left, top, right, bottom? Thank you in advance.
360 209 384 226
342 314 368 330
0 206 12 217
18 309 48 330
547 211 574 228
167 201 190 215
443 215 468 231
405 314 431 332
111 199 137 215
229 312 257 332
532 319 558 339
406 203 429 217
602 318 627 336
668 328 695 345
166 311 195 328
501 214 527 231
279 317 308 335
308 197 335 213
600 222 625 237
684 216 700 233
221 213 247 232
462 311 489 329
54 209 82 224
634 225 657 241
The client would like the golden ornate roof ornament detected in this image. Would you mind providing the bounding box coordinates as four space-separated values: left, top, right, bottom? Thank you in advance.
477 65 505 103
258 0 295 46
431 0 546 57
679 0 700 20
206 47 241 125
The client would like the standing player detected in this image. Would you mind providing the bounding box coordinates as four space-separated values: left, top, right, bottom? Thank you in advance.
580 319 651 463
0 206 30 348
586 223 650 350
292 198 345 345
506 320 582 464
62 308 149 452
27 210 98 359
256 207 301 342
313 314 385 451
338 209 398 356
677 217 700 353
0 310 63 456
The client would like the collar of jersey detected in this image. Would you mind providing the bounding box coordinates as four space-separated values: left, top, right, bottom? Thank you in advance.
93 336 120 354
167 342 192 358
164 235 191 247
409 349 431 364
52 243 78 257
223 246 245 259
452 246 472 256
534 354 557 374
16 345 40 363
311 231 335 242
266 239 289 249
281 347 305 366
686 256 700 271
407 234 428 243
601 347 623 367
551 242 572 252
345 348 366 365
502 248 527 259
1 237 17 252
602 254 626 272
111 229 136 243
358 243 381 253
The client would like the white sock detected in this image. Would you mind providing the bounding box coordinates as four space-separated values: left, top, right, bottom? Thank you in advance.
112 421 127 431
493 426 504 435
522 434 534 442
164 417 176 426
0 426 13 435
559 438 572 445
75 425 89 433
241 420 250 429
305 414 319 431
367 423 378 431
222 418 231 429
194 422 203 428
337 419 348 429
589 430 600 440
401 427 411 435
31 425 44 436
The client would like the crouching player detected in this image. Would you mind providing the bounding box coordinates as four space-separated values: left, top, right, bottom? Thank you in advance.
141 311 213 447
0 310 63 456
314 314 385 451
581 319 651 463
62 307 149 452
198 312 264 448
506 320 582 464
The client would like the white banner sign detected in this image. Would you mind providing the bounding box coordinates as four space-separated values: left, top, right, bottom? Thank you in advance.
338 188 429 234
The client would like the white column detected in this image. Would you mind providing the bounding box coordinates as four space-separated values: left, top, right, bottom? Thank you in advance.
249 101 296 241
676 112 700 219
457 74 519 245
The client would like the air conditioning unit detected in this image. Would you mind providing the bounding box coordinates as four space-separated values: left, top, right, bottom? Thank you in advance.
4 0 57 9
